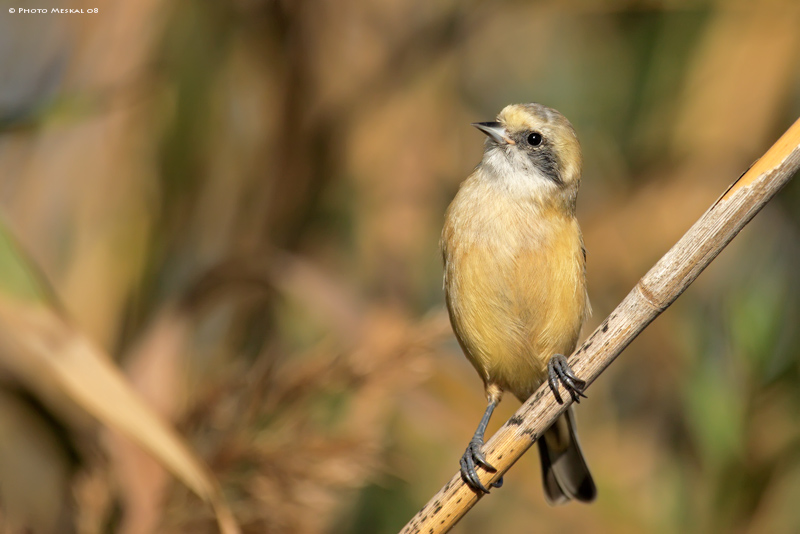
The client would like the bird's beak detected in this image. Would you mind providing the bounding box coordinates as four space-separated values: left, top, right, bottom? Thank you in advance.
472 121 515 145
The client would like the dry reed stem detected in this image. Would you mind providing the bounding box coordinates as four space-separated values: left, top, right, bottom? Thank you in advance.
400 116 800 534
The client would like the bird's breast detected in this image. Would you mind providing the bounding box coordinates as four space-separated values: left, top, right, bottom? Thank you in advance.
442 180 589 399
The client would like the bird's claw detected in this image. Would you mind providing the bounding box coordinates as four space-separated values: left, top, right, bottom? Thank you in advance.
547 354 588 404
460 437 502 493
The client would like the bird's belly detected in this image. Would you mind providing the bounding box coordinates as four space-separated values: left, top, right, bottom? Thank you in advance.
445 234 586 400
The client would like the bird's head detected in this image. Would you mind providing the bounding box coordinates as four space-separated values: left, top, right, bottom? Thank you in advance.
473 103 582 209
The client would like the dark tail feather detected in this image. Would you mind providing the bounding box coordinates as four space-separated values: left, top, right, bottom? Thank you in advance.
537 406 596 505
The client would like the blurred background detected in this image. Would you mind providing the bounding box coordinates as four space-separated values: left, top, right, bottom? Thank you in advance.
0 0 799 532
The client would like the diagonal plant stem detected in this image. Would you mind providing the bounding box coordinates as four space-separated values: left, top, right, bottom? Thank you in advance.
400 116 800 534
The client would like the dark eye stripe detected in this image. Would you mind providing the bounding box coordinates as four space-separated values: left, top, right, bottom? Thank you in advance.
530 146 563 185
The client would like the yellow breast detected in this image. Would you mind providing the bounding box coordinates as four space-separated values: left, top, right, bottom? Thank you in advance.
442 176 589 400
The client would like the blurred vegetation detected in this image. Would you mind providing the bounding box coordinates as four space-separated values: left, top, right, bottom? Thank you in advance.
0 0 799 533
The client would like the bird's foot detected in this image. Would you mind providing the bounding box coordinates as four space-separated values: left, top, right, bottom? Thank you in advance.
547 354 588 404
459 436 502 493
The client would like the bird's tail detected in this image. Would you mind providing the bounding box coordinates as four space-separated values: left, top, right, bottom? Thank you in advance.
537 406 596 505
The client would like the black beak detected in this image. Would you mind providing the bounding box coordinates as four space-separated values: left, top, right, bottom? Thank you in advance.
472 122 515 145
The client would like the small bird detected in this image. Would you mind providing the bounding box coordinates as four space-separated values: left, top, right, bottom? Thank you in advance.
441 103 596 503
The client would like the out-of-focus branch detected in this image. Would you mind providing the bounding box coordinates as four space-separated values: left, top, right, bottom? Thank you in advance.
400 116 800 534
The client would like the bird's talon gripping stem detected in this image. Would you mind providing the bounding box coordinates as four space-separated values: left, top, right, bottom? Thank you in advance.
460 400 503 493
547 354 587 404
460 438 494 493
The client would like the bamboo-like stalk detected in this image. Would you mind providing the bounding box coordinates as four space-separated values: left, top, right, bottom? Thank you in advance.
400 117 800 534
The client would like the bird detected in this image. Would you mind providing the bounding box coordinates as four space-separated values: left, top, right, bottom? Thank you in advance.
441 103 596 504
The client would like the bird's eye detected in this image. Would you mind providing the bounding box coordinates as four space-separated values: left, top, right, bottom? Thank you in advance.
527 132 543 146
